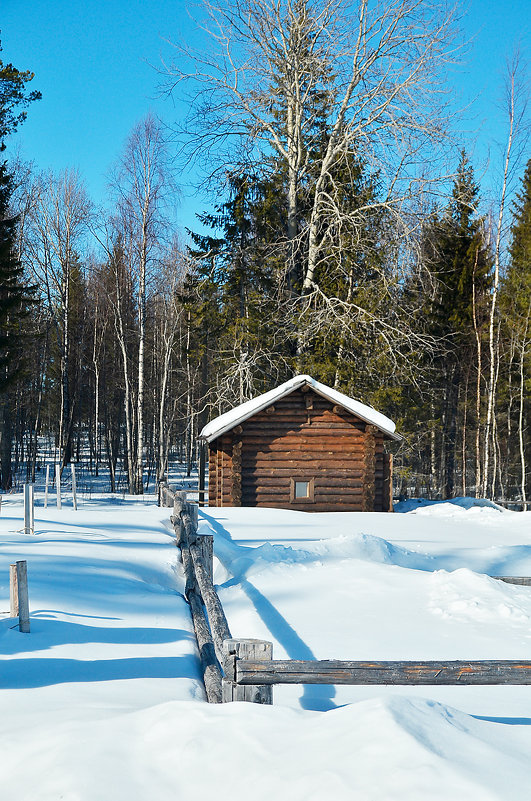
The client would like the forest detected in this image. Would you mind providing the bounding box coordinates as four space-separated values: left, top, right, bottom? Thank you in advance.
0 0 530 505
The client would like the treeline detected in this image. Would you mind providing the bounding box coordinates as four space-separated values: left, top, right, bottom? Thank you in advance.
0 1 530 504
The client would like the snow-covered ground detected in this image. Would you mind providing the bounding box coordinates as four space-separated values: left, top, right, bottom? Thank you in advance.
1 492 531 800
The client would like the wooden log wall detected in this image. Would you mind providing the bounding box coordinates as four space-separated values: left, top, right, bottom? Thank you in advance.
208 387 392 511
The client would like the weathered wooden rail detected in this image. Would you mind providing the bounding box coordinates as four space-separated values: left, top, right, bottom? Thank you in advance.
231 659 531 686
161 485 531 703
161 485 274 703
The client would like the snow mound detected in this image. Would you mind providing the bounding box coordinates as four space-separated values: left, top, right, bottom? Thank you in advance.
395 497 506 514
203 519 435 582
5 695 526 801
429 568 530 624
305 532 435 571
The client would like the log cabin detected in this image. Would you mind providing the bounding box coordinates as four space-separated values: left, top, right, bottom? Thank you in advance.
199 374 402 512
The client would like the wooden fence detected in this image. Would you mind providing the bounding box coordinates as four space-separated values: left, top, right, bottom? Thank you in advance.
160 486 531 703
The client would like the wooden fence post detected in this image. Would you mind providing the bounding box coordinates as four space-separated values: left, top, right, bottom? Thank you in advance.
173 491 187 516
24 484 34 535
9 564 18 616
13 561 30 633
56 465 62 510
222 638 273 704
188 502 199 532
71 464 77 510
44 465 50 508
198 441 206 507
196 534 214 584
172 491 187 544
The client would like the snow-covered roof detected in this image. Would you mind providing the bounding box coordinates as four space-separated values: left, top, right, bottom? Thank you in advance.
199 374 402 442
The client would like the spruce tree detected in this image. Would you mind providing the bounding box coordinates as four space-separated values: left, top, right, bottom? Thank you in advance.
502 159 531 504
421 152 492 498
0 162 36 488
0 35 40 488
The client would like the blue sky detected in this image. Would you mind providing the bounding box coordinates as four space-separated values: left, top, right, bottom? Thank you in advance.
2 0 530 236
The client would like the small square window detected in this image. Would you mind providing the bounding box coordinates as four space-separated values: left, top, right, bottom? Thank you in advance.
290 477 315 502
295 481 310 499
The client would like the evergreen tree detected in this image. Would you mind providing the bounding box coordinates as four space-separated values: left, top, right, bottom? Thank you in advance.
420 152 492 498
0 37 41 149
501 159 531 504
0 162 36 488
0 35 40 488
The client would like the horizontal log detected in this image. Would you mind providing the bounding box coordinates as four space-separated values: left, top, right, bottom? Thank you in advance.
235 659 531 686
315 489 364 497
189 543 232 665
242 421 365 431
242 456 366 466
187 589 223 703
242 476 364 488
243 484 365 495
240 443 368 453
241 468 365 479
248 502 364 511
241 431 368 440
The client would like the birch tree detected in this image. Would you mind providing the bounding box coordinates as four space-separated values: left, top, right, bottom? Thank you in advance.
166 0 459 362
111 114 174 494
24 169 91 470
482 53 530 498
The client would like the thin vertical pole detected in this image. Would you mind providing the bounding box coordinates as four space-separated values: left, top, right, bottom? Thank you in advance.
24 484 33 535
71 463 77 510
56 464 62 510
44 465 50 508
199 442 206 507
16 560 30 633
9 564 18 616
29 484 34 531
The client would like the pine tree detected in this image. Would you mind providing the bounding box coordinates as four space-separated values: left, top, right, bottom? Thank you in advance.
1 38 41 149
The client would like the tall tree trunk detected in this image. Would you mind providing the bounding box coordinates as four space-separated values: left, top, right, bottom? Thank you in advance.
135 242 146 494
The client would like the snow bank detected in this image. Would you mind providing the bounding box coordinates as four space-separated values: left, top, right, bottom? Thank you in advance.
2 494 531 799
395 496 506 513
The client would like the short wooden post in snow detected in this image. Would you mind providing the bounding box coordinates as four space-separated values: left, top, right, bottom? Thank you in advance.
222 638 273 704
188 501 199 532
173 490 187 516
56 464 62 510
24 484 34 535
71 464 77 510
30 484 34 531
9 563 18 616
196 533 214 584
44 465 50 508
198 442 206 507
10 560 30 633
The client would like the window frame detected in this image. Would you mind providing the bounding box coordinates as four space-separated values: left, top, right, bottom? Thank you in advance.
290 477 315 503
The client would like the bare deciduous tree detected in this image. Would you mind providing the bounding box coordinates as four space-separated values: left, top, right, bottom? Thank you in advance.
111 113 175 493
165 0 460 359
24 169 92 470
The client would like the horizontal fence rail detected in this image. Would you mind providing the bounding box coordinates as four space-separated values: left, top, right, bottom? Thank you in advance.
233 659 531 686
